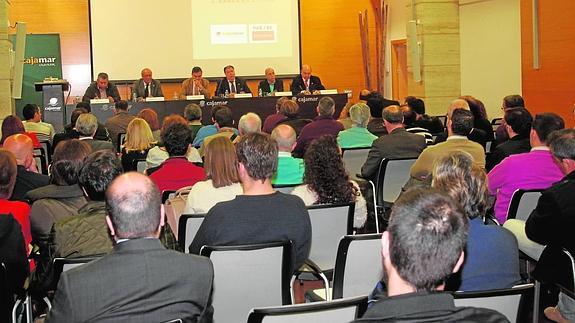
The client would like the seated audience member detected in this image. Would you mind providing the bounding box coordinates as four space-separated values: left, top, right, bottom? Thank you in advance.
262 96 289 133
215 65 251 97
184 103 204 142
366 92 400 137
0 149 32 267
402 104 433 145
76 113 115 152
258 67 284 96
28 140 91 252
488 113 564 224
354 188 508 322
105 100 135 149
276 99 311 136
523 129 575 323
3 134 49 201
0 214 28 297
192 105 239 148
51 107 87 151
132 68 163 100
487 107 532 171
190 132 312 270
138 108 161 142
361 105 427 182
405 96 445 134
495 94 525 144
434 99 489 147
337 103 377 148
148 123 206 193
146 115 202 168
82 72 121 103
336 102 354 130
461 95 495 142
410 108 485 185
1 115 40 148
22 103 56 142
433 152 520 291
290 64 325 95
121 118 156 171
271 125 305 185
74 101 111 141
293 96 344 157
46 173 214 322
181 66 211 99
198 106 239 156
50 150 122 259
183 137 243 214
292 135 367 229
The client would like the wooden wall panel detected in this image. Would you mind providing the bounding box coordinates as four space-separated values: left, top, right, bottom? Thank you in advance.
9 0 378 103
521 0 575 127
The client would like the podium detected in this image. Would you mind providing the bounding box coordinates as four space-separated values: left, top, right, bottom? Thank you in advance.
34 79 69 133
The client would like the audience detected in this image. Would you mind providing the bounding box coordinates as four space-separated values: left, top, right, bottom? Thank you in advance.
495 94 526 144
138 108 161 142
524 129 575 323
410 108 485 185
434 99 489 147
292 135 367 229
28 140 91 251
46 173 214 322
192 105 239 148
354 188 507 322
199 107 252 156
1 115 40 148
262 96 289 133
190 132 312 271
361 105 427 182
51 107 87 151
336 103 377 148
365 92 399 137
146 114 202 168
3 134 49 201
148 123 206 193
405 96 444 134
271 124 305 185
293 96 344 157
461 95 495 143
74 101 110 141
105 100 135 149
402 104 433 144
76 113 115 152
22 103 55 142
183 136 243 214
0 213 28 297
121 118 157 171
432 152 520 291
486 107 532 171
276 99 312 136
184 103 204 142
488 113 564 224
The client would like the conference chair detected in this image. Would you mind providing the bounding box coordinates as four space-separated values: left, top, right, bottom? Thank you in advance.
52 257 100 291
453 284 534 323
178 213 206 252
485 140 494 153
33 146 49 175
131 158 148 173
341 147 372 181
117 133 126 152
435 115 447 128
272 184 299 194
161 190 177 204
294 203 355 301
506 189 543 221
492 118 503 133
200 241 293 323
1 263 11 323
247 295 368 323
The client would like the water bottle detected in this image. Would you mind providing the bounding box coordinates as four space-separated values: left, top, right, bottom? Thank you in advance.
132 91 137 102
258 88 263 97
224 90 229 98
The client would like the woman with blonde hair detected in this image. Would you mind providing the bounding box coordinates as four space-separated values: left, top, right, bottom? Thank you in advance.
184 136 243 214
121 117 156 171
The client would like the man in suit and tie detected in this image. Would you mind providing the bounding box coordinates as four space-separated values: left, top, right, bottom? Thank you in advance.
181 66 211 99
132 68 163 100
46 172 214 323
76 113 115 153
82 72 121 103
290 64 326 95
258 67 284 96
215 65 251 98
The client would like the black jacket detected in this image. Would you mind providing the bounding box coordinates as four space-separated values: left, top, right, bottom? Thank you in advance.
258 79 284 95
82 81 121 103
290 75 325 95
215 77 251 97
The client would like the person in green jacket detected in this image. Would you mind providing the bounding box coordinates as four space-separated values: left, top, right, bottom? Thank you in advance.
271 124 304 185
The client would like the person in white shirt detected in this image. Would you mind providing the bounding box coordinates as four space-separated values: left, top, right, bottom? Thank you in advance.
22 103 55 142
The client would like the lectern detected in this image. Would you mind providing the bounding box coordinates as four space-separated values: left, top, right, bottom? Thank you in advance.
34 79 69 133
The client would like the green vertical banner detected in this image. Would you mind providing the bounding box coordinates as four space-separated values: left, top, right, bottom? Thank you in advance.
12 34 63 117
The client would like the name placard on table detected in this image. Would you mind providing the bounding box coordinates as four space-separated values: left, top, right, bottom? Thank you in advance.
274 91 293 97
319 89 338 95
90 99 110 104
234 93 253 98
145 97 165 102
186 95 205 100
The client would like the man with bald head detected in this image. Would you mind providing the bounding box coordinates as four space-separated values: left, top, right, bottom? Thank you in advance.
434 99 490 146
46 172 214 322
3 134 49 201
271 124 304 185
290 64 326 95
258 67 284 96
132 68 163 100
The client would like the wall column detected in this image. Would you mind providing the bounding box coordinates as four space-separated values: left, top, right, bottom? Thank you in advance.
0 0 13 117
407 0 460 115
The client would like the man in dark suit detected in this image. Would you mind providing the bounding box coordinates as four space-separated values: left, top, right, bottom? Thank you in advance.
76 113 115 152
82 72 121 103
46 172 214 323
215 65 251 97
132 68 163 100
290 64 325 95
486 107 532 171
361 105 426 182
258 67 284 96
